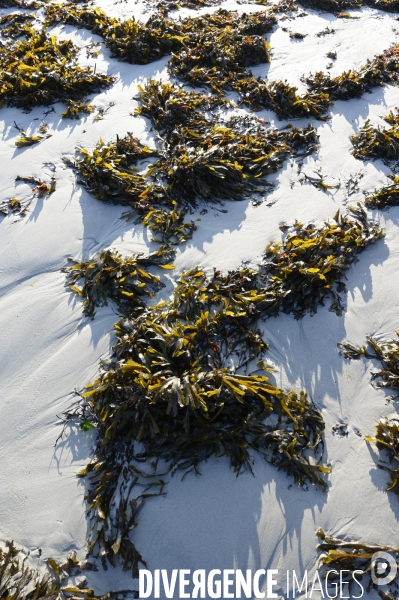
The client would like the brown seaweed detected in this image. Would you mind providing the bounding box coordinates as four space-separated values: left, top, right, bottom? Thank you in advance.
339 332 399 394
66 205 385 572
258 205 384 318
73 264 329 573
317 528 399 593
366 417 399 496
0 540 107 600
304 45 399 102
365 176 399 209
0 30 114 111
62 247 175 318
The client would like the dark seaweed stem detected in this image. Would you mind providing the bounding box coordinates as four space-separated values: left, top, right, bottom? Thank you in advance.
66 205 385 572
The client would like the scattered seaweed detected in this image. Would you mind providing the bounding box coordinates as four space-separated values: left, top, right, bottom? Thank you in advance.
61 100 95 119
15 131 52 147
62 247 174 318
366 417 399 496
0 175 56 216
299 167 340 192
296 0 399 13
339 332 399 394
316 26 335 36
0 539 106 600
0 30 114 111
316 529 399 593
289 31 307 38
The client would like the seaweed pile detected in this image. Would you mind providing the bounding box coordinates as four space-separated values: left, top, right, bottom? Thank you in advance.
61 205 386 572
304 45 399 102
0 540 106 600
0 13 35 38
316 529 399 592
0 30 114 110
257 205 385 318
351 114 399 161
62 247 175 318
75 266 329 575
70 82 319 242
44 6 276 66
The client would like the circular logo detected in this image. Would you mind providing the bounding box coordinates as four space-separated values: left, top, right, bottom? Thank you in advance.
371 551 398 586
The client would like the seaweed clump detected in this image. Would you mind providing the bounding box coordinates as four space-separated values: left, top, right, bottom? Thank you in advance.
62 247 175 318
351 114 399 161
65 205 385 573
75 265 329 575
0 31 114 110
365 175 399 209
258 205 385 318
304 45 399 103
0 540 106 600
69 82 319 244
0 13 36 38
